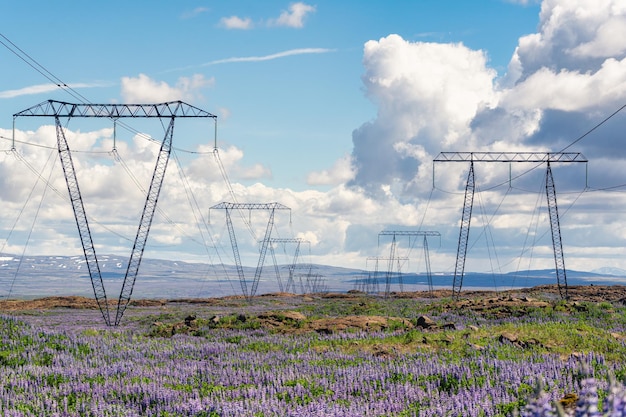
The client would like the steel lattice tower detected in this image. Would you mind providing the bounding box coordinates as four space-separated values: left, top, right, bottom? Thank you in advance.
433 151 587 300
378 230 441 297
209 202 291 299
13 100 217 325
265 238 309 293
364 256 409 295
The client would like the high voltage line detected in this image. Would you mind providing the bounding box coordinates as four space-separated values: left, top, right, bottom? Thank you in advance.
3 31 626 302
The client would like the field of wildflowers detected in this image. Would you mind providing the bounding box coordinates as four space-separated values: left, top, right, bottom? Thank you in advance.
2 287 626 416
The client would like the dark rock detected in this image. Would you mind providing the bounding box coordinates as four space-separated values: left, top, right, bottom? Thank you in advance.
184 314 197 327
499 332 518 344
416 315 436 329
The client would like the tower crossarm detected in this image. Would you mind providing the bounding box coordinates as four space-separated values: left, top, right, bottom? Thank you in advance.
210 202 291 211
13 100 217 119
291 263 319 270
378 230 440 246
378 231 440 237
366 256 410 260
366 256 409 263
433 152 587 163
265 238 308 244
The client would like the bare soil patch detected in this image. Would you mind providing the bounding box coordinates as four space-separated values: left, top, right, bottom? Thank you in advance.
2 285 625 312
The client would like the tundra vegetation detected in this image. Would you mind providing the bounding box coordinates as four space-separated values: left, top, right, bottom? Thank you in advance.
1 285 626 416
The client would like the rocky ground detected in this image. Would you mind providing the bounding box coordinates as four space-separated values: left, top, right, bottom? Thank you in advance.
2 284 625 310
2 284 625 334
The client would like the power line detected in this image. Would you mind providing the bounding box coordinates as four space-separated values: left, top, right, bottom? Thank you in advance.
0 33 91 105
585 184 626 192
559 103 626 152
1 33 216 155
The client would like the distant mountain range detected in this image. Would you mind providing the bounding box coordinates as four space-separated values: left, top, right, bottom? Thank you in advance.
0 253 625 300
591 266 626 276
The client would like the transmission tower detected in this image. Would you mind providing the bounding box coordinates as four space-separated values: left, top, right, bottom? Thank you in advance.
378 230 440 296
13 100 217 326
433 152 588 300
265 238 309 293
209 202 291 299
364 256 409 295
363 257 383 294
293 269 326 293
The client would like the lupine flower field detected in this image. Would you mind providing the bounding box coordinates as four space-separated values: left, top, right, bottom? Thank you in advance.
2 286 626 416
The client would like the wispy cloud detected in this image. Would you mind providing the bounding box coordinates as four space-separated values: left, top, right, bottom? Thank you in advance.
204 48 335 66
164 48 335 73
0 82 107 99
181 7 210 19
503 0 540 5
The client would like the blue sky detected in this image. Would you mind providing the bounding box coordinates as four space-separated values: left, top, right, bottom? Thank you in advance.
1 0 626 294
1 1 541 190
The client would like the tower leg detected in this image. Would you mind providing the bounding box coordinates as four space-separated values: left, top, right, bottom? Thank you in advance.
424 236 433 295
287 241 301 293
545 162 568 299
453 161 475 300
385 235 397 297
269 244 284 292
55 117 110 326
115 118 175 325
251 209 276 298
225 209 248 297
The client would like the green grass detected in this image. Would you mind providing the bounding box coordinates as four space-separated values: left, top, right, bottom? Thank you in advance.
125 294 626 366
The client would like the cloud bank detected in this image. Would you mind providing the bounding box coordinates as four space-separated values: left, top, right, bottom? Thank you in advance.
3 0 626 284
341 0 626 273
120 74 214 103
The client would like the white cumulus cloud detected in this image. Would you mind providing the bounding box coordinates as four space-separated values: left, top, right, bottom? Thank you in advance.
350 34 498 198
120 74 214 103
269 2 316 28
219 16 253 30
307 154 355 186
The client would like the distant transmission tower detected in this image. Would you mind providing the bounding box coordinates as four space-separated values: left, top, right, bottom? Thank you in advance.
13 100 217 325
209 202 291 299
433 152 588 300
378 230 440 296
364 256 409 295
265 238 309 293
